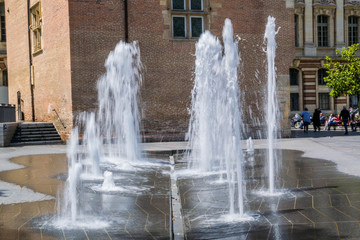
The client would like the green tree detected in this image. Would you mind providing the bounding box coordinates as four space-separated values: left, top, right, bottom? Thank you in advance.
324 43 360 98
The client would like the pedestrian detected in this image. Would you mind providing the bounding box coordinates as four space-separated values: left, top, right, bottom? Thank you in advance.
350 111 357 132
301 108 311 133
340 105 350 135
312 108 321 132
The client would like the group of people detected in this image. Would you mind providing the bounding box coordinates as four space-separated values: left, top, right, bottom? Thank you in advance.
300 106 355 135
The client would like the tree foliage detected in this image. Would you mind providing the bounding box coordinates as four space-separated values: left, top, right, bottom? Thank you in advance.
324 44 360 98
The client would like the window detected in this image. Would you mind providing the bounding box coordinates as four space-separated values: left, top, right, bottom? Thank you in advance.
290 69 299 86
349 16 359 46
350 95 359 109
172 16 186 38
2 70 7 86
318 69 327 85
319 93 330 110
318 15 329 47
190 0 203 11
172 0 185 10
295 15 299 47
0 3 5 42
171 0 204 39
290 93 299 111
30 2 42 53
190 17 203 38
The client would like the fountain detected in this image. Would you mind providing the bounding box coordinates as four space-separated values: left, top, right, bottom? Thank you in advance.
101 171 116 191
264 16 280 194
186 19 245 216
246 137 254 153
55 40 143 228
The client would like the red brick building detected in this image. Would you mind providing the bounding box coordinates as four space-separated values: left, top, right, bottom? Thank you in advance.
5 0 295 139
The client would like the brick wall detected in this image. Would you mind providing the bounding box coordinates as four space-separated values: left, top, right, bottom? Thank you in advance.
6 0 294 140
6 0 72 139
5 0 32 121
68 0 125 117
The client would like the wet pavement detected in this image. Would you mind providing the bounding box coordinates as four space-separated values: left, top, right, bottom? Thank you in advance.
177 150 360 240
0 153 171 240
0 136 359 239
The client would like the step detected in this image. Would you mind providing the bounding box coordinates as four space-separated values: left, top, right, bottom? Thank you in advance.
10 122 63 145
13 133 60 139
18 124 55 129
15 129 59 135
10 140 63 146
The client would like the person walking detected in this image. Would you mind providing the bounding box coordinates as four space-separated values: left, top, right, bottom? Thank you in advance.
312 108 321 132
340 105 350 135
301 108 311 133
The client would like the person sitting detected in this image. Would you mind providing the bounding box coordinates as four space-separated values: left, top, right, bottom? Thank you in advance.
334 114 342 125
320 112 325 125
327 114 337 130
323 116 329 131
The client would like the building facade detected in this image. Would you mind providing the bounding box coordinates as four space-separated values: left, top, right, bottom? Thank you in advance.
291 0 360 117
5 0 294 139
0 0 7 105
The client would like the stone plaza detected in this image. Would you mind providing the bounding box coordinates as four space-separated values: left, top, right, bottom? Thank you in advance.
0 131 360 239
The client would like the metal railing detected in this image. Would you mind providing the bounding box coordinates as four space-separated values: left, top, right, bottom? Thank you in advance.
52 108 66 129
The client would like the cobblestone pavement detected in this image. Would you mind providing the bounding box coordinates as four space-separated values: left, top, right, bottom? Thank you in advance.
177 149 360 240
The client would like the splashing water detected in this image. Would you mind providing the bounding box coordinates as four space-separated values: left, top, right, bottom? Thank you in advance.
56 41 143 227
101 171 116 191
186 19 245 216
247 137 254 153
264 16 280 194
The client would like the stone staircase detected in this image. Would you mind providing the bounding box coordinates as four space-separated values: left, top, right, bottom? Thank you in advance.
10 122 63 146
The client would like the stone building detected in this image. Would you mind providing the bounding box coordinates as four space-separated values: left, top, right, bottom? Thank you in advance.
5 0 294 140
291 0 360 117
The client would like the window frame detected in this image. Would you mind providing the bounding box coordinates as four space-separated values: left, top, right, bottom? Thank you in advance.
318 68 328 86
290 93 299 111
190 0 203 11
317 15 329 47
172 0 186 10
349 94 359 109
2 70 7 87
290 68 299 86
170 0 205 40
172 15 187 38
318 93 330 110
190 16 204 38
295 14 299 47
0 3 5 43
30 2 42 54
348 16 359 46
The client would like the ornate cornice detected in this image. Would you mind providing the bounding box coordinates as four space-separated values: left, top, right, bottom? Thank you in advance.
313 0 336 6
295 0 305 5
345 0 360 7
345 8 360 17
314 7 336 16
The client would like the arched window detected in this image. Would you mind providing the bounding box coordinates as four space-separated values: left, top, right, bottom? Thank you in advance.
349 16 359 46
318 15 329 47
